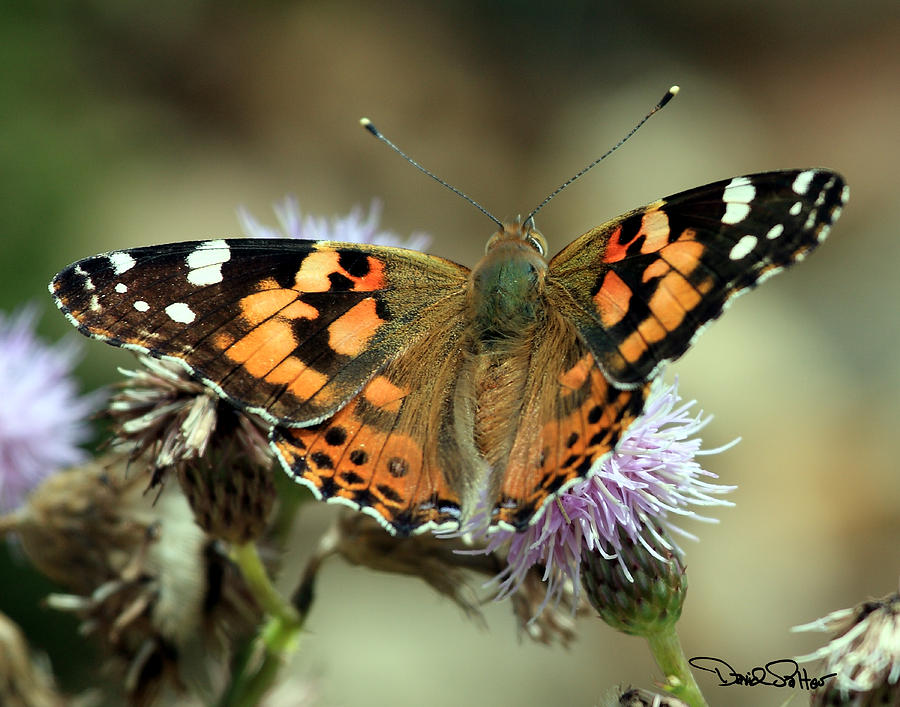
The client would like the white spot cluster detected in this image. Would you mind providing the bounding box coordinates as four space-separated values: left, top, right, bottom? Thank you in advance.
804 209 820 230
115 282 128 293
831 184 850 223
108 251 136 275
134 300 149 312
792 170 817 195
721 177 756 225
729 234 758 260
165 302 195 324
186 240 231 287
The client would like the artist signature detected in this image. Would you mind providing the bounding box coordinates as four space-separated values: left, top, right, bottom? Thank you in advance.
689 656 836 690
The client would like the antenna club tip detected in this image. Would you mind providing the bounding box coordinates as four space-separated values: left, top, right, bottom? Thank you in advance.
658 85 680 109
359 117 379 136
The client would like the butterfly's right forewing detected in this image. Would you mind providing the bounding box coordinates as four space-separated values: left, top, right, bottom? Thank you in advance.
548 169 847 386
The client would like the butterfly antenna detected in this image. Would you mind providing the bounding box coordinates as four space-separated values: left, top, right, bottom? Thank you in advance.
524 85 680 226
360 117 504 229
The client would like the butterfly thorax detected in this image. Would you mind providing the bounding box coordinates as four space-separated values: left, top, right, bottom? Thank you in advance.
461 223 552 491
469 223 548 342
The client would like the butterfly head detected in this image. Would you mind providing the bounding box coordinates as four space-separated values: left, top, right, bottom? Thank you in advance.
470 220 549 336
484 219 548 259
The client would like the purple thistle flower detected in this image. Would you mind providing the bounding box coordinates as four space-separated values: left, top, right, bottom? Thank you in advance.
238 197 431 250
0 306 100 512
480 378 736 612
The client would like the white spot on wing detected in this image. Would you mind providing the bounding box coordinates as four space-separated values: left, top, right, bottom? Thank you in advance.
186 240 231 286
108 251 136 274
721 177 755 225
765 224 784 240
729 234 758 260
74 264 96 291
722 202 750 225
134 300 150 312
841 184 850 204
792 170 816 195
89 294 100 311
115 283 128 293
804 209 819 230
789 201 803 216
165 302 195 324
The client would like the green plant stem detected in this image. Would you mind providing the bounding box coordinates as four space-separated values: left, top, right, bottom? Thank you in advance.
217 542 304 707
645 624 708 707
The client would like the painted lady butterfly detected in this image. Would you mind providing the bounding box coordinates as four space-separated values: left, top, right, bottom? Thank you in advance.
50 162 847 536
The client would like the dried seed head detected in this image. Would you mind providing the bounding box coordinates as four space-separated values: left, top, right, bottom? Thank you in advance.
615 686 688 707
507 564 584 646
300 512 491 622
795 589 900 706
0 611 65 707
10 456 260 705
108 357 276 542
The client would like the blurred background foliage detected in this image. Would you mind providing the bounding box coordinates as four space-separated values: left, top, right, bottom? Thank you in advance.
1 1 898 705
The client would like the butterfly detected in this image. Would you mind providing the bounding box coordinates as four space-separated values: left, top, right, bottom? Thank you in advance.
50 168 847 536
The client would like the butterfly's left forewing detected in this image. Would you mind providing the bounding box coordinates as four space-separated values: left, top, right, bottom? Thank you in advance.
51 238 469 426
548 169 847 386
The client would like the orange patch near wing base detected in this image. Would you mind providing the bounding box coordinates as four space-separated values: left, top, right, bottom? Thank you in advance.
594 270 633 327
292 251 343 292
363 375 409 413
292 250 388 293
602 201 667 263
637 209 671 252
557 354 593 391
327 297 385 356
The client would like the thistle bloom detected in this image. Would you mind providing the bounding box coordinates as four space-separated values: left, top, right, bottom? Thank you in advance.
480 378 736 611
239 197 431 249
0 306 99 512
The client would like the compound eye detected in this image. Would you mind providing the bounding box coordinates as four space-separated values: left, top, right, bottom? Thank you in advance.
526 232 547 256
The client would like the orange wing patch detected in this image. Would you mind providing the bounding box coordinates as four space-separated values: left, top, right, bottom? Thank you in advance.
292 250 387 292
495 353 648 530
273 388 462 536
326 297 384 356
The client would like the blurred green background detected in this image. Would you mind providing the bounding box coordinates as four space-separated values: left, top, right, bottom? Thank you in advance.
2 1 898 705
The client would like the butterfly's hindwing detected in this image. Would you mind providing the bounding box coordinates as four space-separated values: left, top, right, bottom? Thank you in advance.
271 310 472 535
490 309 649 530
51 238 468 425
549 169 847 385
